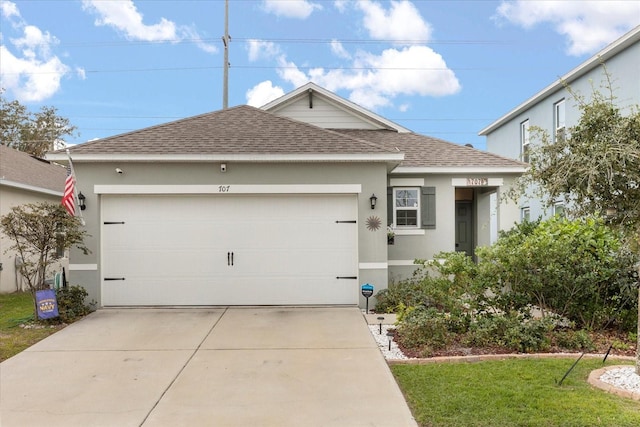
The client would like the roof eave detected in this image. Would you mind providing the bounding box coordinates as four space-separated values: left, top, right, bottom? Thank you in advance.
45 152 405 163
0 179 63 196
479 25 640 136
391 166 527 174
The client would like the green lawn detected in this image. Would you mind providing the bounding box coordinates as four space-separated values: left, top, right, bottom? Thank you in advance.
0 292 63 361
392 358 640 427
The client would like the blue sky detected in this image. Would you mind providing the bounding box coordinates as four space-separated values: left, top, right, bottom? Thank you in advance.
1 1 638 150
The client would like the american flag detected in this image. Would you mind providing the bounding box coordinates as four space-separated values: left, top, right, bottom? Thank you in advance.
62 165 75 216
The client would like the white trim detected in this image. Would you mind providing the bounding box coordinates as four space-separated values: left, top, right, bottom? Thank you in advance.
387 260 419 266
392 166 526 174
358 262 388 270
389 178 425 187
451 178 504 187
95 184 362 195
47 153 404 163
69 264 98 271
395 229 425 236
0 179 63 197
479 26 640 135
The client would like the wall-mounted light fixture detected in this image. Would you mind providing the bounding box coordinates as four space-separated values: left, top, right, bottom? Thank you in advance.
115 168 124 174
369 193 378 210
78 192 86 211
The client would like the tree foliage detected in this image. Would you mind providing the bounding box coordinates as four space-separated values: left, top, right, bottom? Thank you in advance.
476 217 638 331
0 90 77 157
0 203 89 297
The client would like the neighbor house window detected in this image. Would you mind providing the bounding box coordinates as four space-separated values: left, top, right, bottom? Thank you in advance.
394 188 420 227
521 119 530 163
521 207 530 222
552 202 565 218
554 99 565 140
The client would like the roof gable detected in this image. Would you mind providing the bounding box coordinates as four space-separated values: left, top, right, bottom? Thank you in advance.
0 145 65 194
262 83 411 133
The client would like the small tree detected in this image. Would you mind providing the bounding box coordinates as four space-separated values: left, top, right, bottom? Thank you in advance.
0 203 89 318
511 68 640 371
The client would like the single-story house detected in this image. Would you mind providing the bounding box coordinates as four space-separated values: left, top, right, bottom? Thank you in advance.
47 83 526 308
0 144 68 293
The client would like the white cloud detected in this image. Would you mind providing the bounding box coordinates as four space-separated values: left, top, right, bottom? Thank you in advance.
246 80 285 107
269 45 461 110
0 3 71 102
333 0 348 13
262 0 322 19
76 67 87 80
356 0 432 43
81 0 216 52
1 45 69 102
247 39 281 62
0 1 20 19
247 1 459 111
495 0 640 55
330 39 351 59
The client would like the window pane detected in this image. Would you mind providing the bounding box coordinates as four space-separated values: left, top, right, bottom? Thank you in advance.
555 100 565 131
395 189 418 208
396 210 418 226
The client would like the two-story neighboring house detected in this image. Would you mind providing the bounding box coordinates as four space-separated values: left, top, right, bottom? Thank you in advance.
480 25 640 221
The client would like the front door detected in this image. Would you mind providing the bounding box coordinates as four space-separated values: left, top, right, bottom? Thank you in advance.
455 201 473 257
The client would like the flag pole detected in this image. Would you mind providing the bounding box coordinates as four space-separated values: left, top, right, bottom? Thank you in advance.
66 149 85 226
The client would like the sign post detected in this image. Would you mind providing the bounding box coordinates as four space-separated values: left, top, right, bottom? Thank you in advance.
361 284 374 314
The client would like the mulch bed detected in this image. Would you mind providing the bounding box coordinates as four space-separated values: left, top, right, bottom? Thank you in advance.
392 329 636 359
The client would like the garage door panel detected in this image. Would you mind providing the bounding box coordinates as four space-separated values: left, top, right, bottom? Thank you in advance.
102 194 358 306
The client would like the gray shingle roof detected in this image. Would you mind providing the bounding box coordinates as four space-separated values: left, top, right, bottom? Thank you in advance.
63 105 396 156
0 145 66 193
334 129 526 169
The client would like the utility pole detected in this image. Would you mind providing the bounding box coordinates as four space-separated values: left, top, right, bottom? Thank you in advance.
222 0 230 109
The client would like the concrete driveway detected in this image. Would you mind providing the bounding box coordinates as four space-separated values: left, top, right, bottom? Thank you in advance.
0 307 417 427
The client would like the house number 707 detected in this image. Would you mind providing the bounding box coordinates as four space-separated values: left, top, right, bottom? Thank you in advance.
218 185 231 193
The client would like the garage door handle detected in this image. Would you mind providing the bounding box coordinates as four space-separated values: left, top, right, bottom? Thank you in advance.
231 252 234 266
228 252 234 266
336 276 357 279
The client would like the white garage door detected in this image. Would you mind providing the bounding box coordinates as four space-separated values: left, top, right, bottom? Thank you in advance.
101 194 358 306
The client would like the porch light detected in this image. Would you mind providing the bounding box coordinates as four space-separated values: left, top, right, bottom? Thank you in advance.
78 192 86 211
369 194 378 210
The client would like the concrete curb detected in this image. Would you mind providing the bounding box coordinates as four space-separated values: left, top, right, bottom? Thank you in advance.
588 365 640 401
387 352 634 365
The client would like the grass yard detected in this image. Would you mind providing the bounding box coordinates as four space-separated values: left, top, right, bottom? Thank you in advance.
392 358 640 427
0 292 63 362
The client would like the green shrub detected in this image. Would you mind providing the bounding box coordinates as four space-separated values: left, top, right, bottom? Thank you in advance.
396 306 455 355
56 286 93 323
476 216 638 331
464 314 552 353
553 329 595 351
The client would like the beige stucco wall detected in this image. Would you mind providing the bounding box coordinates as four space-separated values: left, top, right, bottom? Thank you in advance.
0 185 68 293
387 173 521 283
